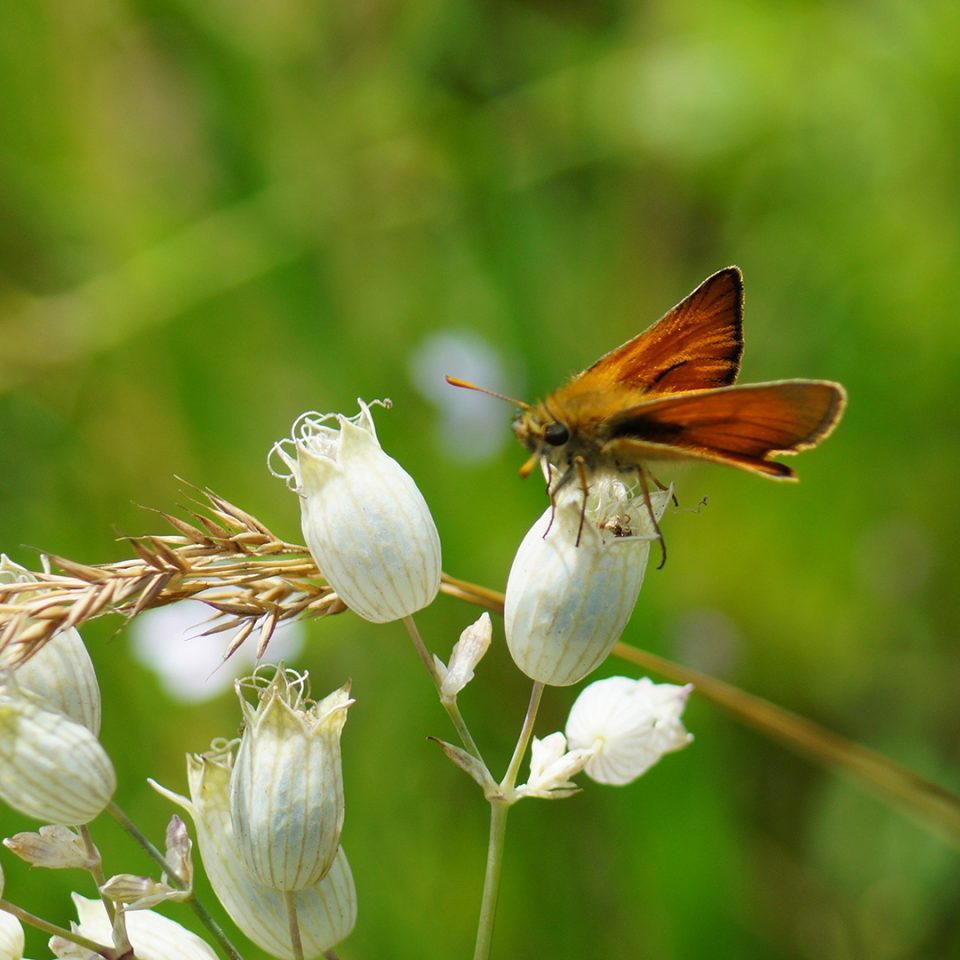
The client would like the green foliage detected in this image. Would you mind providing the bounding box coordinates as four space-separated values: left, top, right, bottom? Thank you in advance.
1 1 958 957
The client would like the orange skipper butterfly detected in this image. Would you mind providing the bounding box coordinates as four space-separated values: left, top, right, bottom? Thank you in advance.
448 267 846 562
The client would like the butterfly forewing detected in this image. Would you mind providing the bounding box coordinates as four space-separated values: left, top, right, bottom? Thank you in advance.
601 380 846 478
561 266 744 404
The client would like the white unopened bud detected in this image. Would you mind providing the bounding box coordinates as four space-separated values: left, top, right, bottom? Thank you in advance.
0 556 101 735
565 676 693 785
162 815 193 889
515 732 592 800
99 816 194 909
0 682 115 824
99 873 185 911
3 825 93 870
435 612 492 700
151 749 356 959
230 668 352 890
505 475 670 686
60 894 216 960
270 401 442 623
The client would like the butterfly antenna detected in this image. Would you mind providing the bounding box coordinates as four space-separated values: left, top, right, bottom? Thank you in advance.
444 376 529 410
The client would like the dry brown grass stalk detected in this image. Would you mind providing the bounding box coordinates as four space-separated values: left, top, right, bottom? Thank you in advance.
0 487 346 666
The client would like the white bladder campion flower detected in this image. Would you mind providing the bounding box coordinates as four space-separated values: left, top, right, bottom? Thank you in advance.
230 667 352 891
151 748 356 959
0 678 115 825
0 555 101 735
270 400 441 623
565 676 693 786
51 894 216 960
505 474 671 686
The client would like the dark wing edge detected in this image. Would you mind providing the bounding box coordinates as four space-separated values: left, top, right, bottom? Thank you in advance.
570 266 744 397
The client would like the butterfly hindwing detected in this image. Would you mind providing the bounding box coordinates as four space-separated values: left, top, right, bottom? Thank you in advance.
600 380 846 477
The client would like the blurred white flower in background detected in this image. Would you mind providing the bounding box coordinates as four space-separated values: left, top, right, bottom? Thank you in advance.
408 330 518 462
130 601 304 703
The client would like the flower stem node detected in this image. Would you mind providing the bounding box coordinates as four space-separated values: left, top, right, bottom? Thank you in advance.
505 475 671 687
230 666 352 891
270 400 442 623
565 676 694 785
0 679 115 825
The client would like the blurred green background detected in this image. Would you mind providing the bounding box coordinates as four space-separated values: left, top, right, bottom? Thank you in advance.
2 0 959 957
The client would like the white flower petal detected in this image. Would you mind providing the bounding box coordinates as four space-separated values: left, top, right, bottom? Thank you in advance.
0 909 24 960
518 733 592 799
70 895 216 960
566 676 693 786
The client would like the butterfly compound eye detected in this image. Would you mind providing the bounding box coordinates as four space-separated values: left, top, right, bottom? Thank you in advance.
543 422 569 446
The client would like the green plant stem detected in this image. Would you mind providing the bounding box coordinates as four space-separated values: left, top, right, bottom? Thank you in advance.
402 614 489 769
473 799 510 960
0 899 108 956
285 891 305 960
78 823 117 928
502 682 544 792
473 681 545 960
107 801 245 960
439 574 960 847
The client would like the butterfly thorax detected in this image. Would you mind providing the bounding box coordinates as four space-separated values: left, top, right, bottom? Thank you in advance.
513 395 614 474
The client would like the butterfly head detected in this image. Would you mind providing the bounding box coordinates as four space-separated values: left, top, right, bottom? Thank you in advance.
513 403 575 477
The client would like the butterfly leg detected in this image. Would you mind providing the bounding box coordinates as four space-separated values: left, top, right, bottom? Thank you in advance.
543 463 574 539
648 469 679 508
543 485 557 538
574 456 590 547
637 467 667 569
542 462 589 543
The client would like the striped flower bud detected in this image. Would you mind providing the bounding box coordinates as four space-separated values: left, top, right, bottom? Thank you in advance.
504 475 670 686
3 825 93 870
565 676 693 785
270 401 441 623
151 748 356 959
0 556 101 735
230 668 352 891
0 681 115 825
